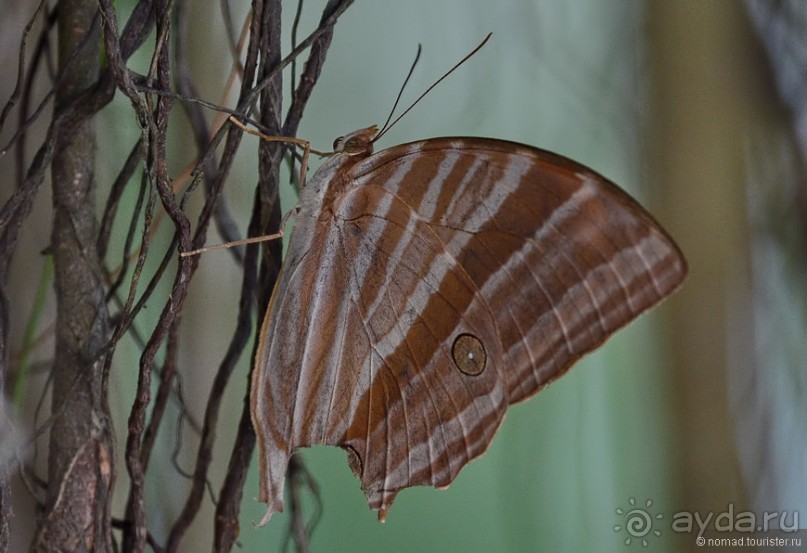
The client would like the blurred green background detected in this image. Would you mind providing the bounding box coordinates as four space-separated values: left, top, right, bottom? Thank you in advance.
3 1 805 551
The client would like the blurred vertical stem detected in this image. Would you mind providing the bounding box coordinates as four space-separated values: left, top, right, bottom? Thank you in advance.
11 257 53 405
33 0 114 550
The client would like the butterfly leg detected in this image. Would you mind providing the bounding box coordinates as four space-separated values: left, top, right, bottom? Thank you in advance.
227 115 332 189
180 203 301 257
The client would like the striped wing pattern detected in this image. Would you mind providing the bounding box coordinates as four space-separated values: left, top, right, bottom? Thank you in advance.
250 136 686 524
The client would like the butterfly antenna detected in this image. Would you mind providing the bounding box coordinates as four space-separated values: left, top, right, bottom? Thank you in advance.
376 43 423 139
374 32 492 144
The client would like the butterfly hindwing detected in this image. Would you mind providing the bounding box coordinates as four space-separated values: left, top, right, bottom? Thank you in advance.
333 181 509 511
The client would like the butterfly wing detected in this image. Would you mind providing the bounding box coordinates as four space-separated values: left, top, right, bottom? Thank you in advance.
251 138 686 523
348 138 686 404
250 164 509 523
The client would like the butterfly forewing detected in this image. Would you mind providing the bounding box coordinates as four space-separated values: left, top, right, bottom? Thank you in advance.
349 139 685 400
250 136 686 525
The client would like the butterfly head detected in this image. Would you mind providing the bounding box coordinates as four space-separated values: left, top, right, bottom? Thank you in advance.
332 125 378 157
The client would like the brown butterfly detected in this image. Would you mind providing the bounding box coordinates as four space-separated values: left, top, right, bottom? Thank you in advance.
249 124 686 525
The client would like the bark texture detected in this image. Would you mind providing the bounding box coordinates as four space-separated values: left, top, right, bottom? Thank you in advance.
33 0 114 551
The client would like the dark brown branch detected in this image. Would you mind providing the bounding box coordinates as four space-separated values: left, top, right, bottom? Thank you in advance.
247 0 354 115
171 0 354 303
98 0 190 548
164 206 259 552
0 0 154 282
283 0 345 138
212 182 277 553
4 6 97 162
104 172 148 303
290 0 305 96
173 0 244 265
32 0 115 550
97 140 144 259
13 3 56 192
212 2 352 549
1 0 355 549
0 0 47 131
140 320 180 470
165 0 287 547
212 387 256 553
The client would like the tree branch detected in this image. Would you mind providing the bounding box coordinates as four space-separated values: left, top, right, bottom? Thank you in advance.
32 1 114 550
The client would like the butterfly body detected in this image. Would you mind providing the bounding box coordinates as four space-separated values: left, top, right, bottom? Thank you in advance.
250 127 686 524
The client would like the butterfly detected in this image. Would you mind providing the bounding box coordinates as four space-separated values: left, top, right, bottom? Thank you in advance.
249 124 686 525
